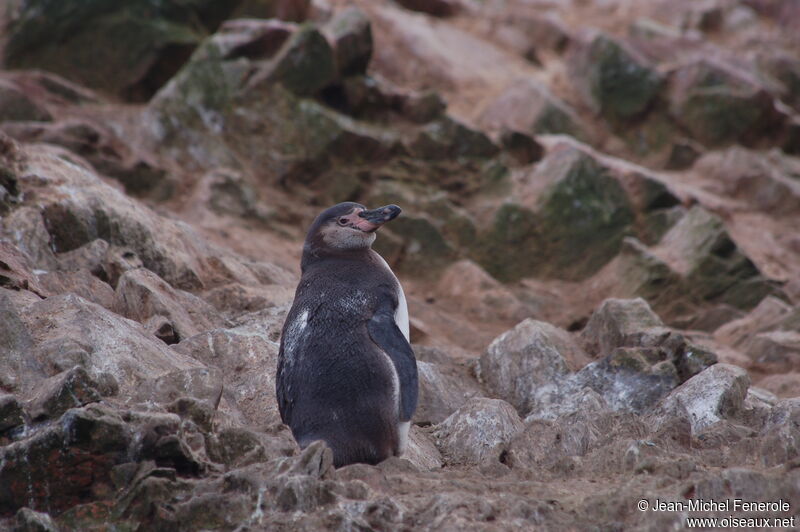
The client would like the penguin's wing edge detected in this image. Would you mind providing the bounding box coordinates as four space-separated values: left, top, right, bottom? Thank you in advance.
367 307 419 422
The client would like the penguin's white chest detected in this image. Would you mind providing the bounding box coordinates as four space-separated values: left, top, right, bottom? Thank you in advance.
375 254 410 341
375 253 411 454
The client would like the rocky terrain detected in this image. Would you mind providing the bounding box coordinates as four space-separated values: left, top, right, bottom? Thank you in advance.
1 0 800 530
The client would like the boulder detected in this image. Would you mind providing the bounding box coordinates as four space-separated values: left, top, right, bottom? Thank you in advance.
113 268 225 344
693 147 800 216
652 205 780 310
432 398 524 465
480 318 589 415
0 79 52 122
404 426 443 470
744 330 800 373
569 32 664 121
149 24 400 186
479 79 587 139
406 116 498 160
13 507 60 532
3 0 240 101
325 7 373 77
499 129 544 165
251 24 336 96
0 395 24 434
475 146 635 282
648 364 750 434
668 58 784 146
395 0 460 17
26 366 103 421
715 296 794 348
36 270 115 311
416 361 478 425
3 119 172 200
12 293 205 401
580 298 664 357
19 145 206 289
435 260 530 322
171 310 285 425
757 50 800 112
759 398 800 466
0 404 131 515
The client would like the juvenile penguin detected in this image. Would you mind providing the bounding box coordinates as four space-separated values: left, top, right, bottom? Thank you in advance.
276 202 417 467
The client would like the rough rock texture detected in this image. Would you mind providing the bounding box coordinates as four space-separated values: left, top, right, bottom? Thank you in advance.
432 398 524 465
1 1 800 529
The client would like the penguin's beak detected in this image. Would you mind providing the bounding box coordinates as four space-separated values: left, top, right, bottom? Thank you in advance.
356 205 401 232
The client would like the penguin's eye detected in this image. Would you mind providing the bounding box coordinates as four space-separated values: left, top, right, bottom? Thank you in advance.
337 217 349 226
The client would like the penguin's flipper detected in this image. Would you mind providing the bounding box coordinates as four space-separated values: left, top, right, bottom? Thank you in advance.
367 301 418 422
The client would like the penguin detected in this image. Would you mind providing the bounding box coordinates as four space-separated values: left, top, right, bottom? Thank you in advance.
276 202 418 467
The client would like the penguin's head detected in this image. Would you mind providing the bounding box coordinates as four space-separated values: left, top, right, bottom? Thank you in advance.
305 202 401 253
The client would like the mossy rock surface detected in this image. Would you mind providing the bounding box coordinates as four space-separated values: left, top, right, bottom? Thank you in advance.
4 0 236 100
574 32 664 121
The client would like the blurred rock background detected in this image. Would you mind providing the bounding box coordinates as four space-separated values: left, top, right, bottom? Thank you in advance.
1 0 800 529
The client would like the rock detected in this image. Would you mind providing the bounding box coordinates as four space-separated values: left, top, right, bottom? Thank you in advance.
652 206 780 310
757 373 800 398
569 32 664 121
693 147 800 216
36 270 115 311
572 356 679 415
0 207 59 273
480 318 589 415
4 118 172 201
435 260 530 322
406 116 498 160
252 24 336 96
648 364 750 434
206 427 268 468
499 129 544 165
113 268 225 344
580 298 664 357
167 397 215 433
0 404 130 515
20 144 214 289
479 79 587 139
326 7 373 77
432 398 523 465
395 0 460 17
3 0 237 101
0 79 52 122
580 298 717 381
13 293 205 400
758 50 800 112
13 507 59 532
475 146 635 282
149 29 399 186
599 237 683 308
509 13 570 52
759 398 800 466
664 138 703 170
715 295 793 348
0 395 24 434
404 426 443 470
134 366 223 411
171 315 283 425
506 411 646 473
0 240 48 296
416 361 477 425
744 330 800 372
202 168 275 223
27 366 102 421
668 58 784 146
